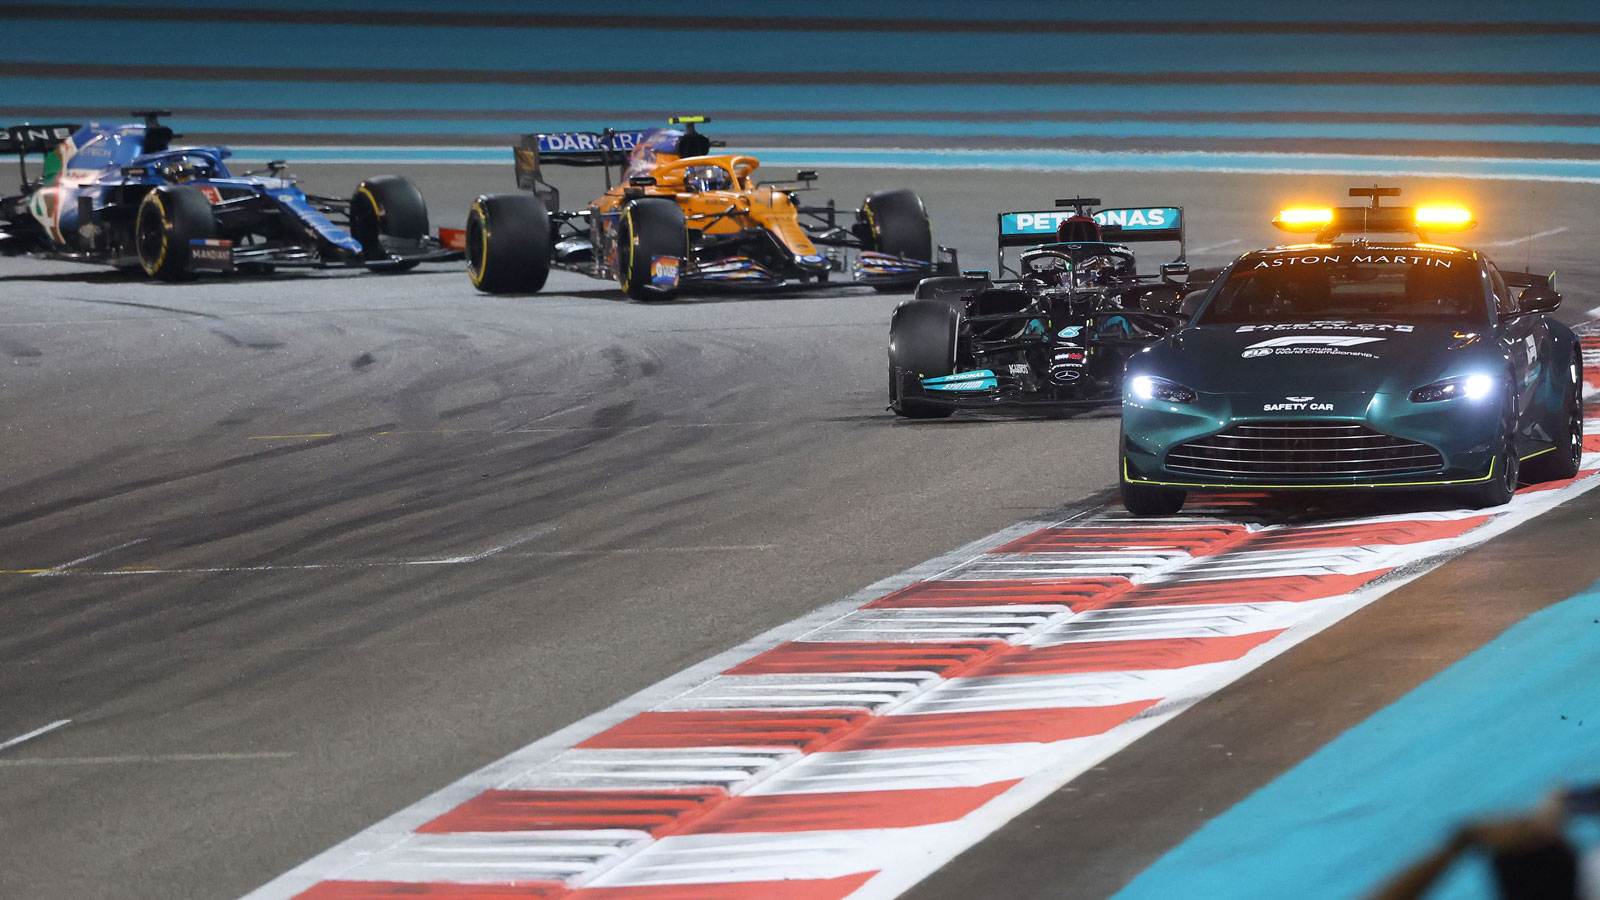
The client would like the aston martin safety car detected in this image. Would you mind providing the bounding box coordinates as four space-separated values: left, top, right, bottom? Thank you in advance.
1119 187 1581 516
466 116 953 299
0 112 460 279
887 198 1197 417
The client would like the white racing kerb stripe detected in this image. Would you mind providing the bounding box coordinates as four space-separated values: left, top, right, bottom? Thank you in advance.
242 436 1600 900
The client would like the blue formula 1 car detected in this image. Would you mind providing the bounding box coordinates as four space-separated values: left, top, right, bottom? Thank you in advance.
0 111 461 280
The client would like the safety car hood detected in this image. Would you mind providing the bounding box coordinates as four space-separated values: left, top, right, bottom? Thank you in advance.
1140 322 1503 396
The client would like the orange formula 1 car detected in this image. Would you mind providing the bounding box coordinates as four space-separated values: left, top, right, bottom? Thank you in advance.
466 117 954 299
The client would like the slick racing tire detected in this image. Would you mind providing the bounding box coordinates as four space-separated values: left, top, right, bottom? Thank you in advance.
616 197 688 302
861 188 933 294
466 193 552 294
1120 474 1187 517
135 185 217 281
888 299 959 419
1523 350 1584 483
350 175 429 272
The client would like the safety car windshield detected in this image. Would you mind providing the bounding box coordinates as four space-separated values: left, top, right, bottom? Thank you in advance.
1198 251 1486 325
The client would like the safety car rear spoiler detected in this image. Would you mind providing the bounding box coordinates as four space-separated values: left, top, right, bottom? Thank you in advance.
1501 270 1557 292
995 206 1184 248
1 122 79 156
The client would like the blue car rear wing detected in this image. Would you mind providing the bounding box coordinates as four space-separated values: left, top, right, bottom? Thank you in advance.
1 122 79 156
3 122 79 188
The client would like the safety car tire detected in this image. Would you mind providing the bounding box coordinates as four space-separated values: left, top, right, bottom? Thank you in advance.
862 189 934 294
1120 476 1187 517
616 198 688 302
466 193 552 294
136 185 218 281
888 299 959 419
1464 441 1519 509
350 175 429 272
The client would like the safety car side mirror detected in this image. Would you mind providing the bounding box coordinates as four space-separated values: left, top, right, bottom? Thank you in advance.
1513 286 1562 316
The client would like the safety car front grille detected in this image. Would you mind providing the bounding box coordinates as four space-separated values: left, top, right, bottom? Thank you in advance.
1166 421 1444 479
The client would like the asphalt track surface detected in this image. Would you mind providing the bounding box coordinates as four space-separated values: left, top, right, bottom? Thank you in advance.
3 165 1600 900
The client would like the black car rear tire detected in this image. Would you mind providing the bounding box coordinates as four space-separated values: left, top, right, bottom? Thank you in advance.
136 185 217 281
1120 476 1186 517
350 175 429 272
1523 352 1583 483
466 193 552 294
888 299 959 419
616 198 688 302
862 189 933 293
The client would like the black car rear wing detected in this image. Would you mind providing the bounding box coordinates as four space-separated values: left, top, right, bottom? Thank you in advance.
994 205 1185 275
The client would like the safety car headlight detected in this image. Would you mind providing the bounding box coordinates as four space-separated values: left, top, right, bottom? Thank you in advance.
1409 373 1495 403
1130 375 1197 404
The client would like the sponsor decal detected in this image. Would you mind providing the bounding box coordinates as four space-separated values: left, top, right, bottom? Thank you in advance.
1241 334 1385 360
1000 207 1180 236
1263 395 1335 412
1057 325 1082 338
650 256 681 288
536 130 648 153
197 185 223 204
1251 254 1454 269
799 253 827 264
1008 363 1030 375
187 238 233 272
922 369 998 391
1236 322 1413 333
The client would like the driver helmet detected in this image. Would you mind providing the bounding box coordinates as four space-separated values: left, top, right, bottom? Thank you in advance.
683 164 733 193
1020 249 1072 287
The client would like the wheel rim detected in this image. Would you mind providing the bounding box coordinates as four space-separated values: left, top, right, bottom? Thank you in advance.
135 196 167 273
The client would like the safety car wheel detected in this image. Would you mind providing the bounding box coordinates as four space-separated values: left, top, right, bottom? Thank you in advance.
135 185 217 281
1120 476 1186 517
888 299 959 419
466 193 551 294
1464 442 1519 509
862 189 933 294
616 198 688 302
1524 351 1584 483
350 175 429 272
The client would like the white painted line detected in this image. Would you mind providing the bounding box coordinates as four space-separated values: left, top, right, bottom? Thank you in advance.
0 751 294 767
31 539 146 577
0 719 70 753
1483 227 1568 247
421 525 556 565
3 528 561 576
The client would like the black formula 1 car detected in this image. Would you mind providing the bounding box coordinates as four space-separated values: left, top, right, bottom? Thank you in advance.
466 116 954 299
0 111 460 279
887 198 1199 417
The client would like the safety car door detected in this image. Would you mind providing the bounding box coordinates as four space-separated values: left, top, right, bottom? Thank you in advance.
1488 261 1547 448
